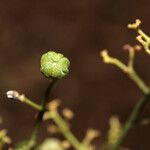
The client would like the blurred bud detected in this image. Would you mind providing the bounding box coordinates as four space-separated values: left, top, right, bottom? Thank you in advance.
0 129 11 145
61 140 71 149
107 116 122 145
47 125 59 134
40 51 70 79
86 129 100 140
47 99 61 111
62 108 74 120
39 138 63 150
123 44 134 52
134 45 142 51
140 119 150 126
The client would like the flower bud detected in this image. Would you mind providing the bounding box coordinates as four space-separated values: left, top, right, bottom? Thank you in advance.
40 51 70 79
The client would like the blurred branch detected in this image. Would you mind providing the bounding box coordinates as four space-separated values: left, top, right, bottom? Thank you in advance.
112 93 150 150
0 129 11 150
44 100 88 150
82 129 100 148
51 111 85 150
100 46 150 94
100 44 150 150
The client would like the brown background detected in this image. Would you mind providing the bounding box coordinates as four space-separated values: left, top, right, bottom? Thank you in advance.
0 0 150 149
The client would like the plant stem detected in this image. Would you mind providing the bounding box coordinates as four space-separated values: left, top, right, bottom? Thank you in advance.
29 79 56 148
101 49 150 94
127 68 150 94
51 111 85 150
21 96 42 111
112 93 150 150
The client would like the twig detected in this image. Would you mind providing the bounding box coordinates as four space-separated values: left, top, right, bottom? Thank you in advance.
6 91 42 111
29 79 56 148
112 93 150 150
100 47 150 149
100 49 150 94
128 19 150 55
44 100 87 150
51 111 85 150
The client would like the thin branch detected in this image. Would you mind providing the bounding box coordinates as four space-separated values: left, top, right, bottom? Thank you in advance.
44 100 87 150
100 49 150 94
6 91 42 111
29 79 56 148
128 19 150 55
51 111 85 150
112 93 150 150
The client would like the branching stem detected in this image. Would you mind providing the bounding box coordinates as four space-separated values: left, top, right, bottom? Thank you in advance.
101 48 150 149
51 111 86 150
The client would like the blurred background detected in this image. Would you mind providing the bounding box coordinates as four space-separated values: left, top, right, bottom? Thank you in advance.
0 0 150 149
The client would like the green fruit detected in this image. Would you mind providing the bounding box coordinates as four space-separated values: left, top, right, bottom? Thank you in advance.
40 51 70 79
